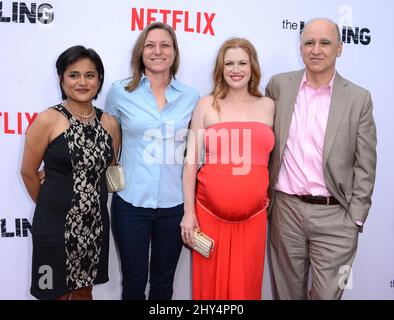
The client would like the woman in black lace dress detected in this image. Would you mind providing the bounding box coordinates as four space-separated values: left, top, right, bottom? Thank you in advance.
20 46 120 300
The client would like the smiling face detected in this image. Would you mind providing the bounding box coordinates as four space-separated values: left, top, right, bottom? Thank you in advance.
222 47 251 90
301 19 343 80
61 57 100 104
142 28 176 77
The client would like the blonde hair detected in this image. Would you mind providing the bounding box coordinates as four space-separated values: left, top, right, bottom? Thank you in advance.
125 22 180 92
211 38 262 114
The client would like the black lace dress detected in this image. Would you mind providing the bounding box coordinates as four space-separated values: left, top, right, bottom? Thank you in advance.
30 104 113 299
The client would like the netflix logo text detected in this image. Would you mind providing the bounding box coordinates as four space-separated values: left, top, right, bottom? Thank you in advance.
0 112 38 135
131 8 216 36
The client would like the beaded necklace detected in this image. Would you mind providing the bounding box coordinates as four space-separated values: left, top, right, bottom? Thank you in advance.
63 101 95 122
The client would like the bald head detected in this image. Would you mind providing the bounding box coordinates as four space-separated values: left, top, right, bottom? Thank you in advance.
299 18 343 85
301 18 341 43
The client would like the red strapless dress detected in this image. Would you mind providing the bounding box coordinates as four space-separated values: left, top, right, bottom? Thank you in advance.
193 121 274 300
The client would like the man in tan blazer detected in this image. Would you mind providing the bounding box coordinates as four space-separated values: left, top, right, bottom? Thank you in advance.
265 18 377 299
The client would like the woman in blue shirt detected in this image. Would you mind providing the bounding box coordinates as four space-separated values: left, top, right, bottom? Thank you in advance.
105 22 199 300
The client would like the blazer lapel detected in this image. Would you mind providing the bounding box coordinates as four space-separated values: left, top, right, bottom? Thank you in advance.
323 73 348 166
279 70 303 160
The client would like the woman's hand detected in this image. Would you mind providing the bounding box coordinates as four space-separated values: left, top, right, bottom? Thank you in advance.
38 169 45 185
180 211 199 247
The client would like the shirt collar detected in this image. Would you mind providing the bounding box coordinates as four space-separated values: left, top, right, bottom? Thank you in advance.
141 74 183 92
300 70 336 95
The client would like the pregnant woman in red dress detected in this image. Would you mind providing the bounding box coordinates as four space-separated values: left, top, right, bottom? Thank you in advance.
181 38 275 299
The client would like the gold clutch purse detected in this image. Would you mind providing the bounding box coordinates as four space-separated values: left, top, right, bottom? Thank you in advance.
106 141 125 193
193 228 215 258
106 165 125 193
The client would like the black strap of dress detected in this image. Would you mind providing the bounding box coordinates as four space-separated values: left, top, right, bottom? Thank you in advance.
95 107 103 121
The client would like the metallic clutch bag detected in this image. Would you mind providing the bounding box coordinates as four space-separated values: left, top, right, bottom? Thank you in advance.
106 165 126 193
193 228 215 258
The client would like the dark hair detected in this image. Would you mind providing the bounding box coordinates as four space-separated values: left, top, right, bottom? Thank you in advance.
125 22 180 92
55 45 105 100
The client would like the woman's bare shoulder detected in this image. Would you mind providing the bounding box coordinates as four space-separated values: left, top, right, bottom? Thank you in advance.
197 95 214 107
33 107 63 126
101 111 119 125
256 96 275 112
193 95 214 114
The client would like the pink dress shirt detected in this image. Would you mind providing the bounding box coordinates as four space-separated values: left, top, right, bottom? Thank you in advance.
275 72 335 196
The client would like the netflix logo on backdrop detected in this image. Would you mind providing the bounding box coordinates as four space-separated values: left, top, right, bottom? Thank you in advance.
0 111 38 135
131 7 216 36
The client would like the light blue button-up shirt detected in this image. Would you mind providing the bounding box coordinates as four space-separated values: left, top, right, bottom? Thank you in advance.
105 76 199 208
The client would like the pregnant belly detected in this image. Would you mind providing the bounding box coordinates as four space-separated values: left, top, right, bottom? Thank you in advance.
196 164 269 222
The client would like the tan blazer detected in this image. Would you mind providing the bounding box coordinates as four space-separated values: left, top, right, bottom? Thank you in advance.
266 69 377 223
